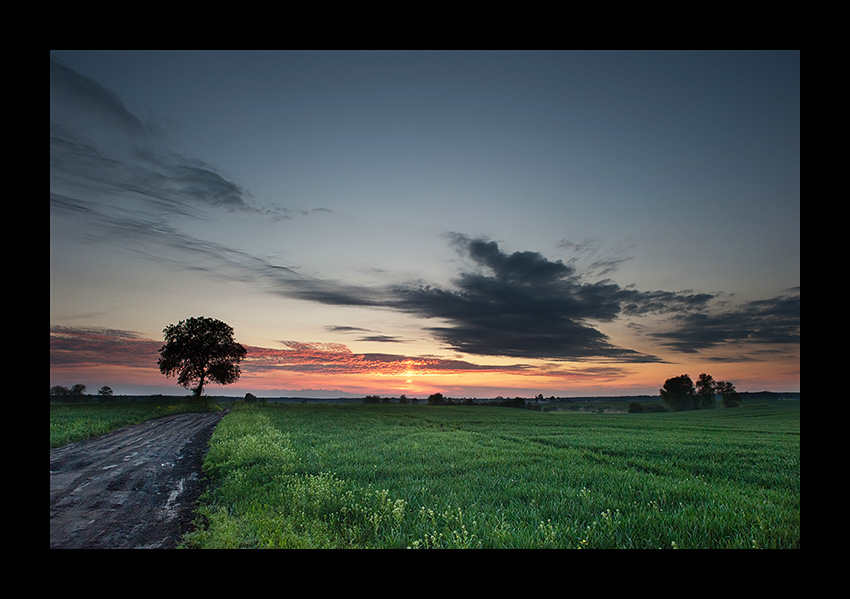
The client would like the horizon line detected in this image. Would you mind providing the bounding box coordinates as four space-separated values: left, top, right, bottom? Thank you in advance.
52 390 801 400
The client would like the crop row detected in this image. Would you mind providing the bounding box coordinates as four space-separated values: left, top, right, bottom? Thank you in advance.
182 401 799 549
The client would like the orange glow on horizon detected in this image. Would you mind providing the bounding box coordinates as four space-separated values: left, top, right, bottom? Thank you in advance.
50 327 799 398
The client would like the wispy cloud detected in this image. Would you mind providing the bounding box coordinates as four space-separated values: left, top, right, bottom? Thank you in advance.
50 55 310 228
558 236 636 277
356 335 407 343
646 288 800 353
324 325 407 344
48 327 563 379
50 325 162 369
247 341 538 376
50 56 799 368
50 326 644 395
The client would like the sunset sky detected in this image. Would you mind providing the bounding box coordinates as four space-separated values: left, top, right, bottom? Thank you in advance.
50 50 800 398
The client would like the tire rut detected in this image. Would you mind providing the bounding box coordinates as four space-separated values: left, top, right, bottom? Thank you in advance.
50 410 227 549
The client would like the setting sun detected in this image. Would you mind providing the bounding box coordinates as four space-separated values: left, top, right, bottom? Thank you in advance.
50 51 798 399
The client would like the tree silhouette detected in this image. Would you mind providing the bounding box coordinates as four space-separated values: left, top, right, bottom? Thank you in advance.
695 373 716 409
427 392 445 404
660 374 696 411
157 316 246 397
660 373 741 411
717 381 742 408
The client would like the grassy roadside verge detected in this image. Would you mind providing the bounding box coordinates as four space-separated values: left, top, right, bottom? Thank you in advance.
50 399 224 449
181 402 799 549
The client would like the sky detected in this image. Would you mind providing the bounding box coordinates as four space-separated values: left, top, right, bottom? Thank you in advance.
49 50 800 398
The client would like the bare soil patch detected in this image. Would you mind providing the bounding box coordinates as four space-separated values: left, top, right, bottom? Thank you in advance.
50 410 226 549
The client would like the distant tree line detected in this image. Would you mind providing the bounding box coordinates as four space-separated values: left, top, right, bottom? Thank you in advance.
423 392 542 410
626 402 667 413
242 392 267 404
659 373 741 411
358 392 543 410
50 384 115 402
363 394 422 404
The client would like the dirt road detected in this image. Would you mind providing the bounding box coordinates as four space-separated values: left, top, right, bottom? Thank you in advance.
50 410 227 549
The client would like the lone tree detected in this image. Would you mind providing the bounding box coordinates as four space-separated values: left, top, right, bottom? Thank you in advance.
427 392 445 405
660 374 696 411
157 316 246 397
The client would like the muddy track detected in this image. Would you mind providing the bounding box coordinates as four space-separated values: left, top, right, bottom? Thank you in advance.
50 410 227 549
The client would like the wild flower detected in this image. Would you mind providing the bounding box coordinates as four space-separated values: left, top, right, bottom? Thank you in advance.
538 519 557 546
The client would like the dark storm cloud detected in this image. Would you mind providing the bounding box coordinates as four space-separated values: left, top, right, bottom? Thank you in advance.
50 55 797 365
458 236 576 284
647 289 800 353
79 224 733 363
127 229 678 363
380 234 712 362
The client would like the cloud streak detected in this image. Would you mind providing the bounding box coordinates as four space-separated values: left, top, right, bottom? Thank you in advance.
50 55 303 226
647 288 800 353
248 341 537 376
50 326 162 369
50 56 799 370
49 327 579 379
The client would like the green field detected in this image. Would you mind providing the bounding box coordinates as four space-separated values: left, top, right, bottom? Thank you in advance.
182 400 800 549
49 399 222 449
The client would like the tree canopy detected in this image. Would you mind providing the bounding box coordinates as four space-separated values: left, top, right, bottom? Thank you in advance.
695 373 716 409
157 316 246 397
660 374 697 411
717 381 742 407
660 373 741 411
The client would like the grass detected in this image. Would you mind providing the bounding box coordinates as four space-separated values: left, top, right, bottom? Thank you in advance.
49 399 223 449
181 400 800 549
